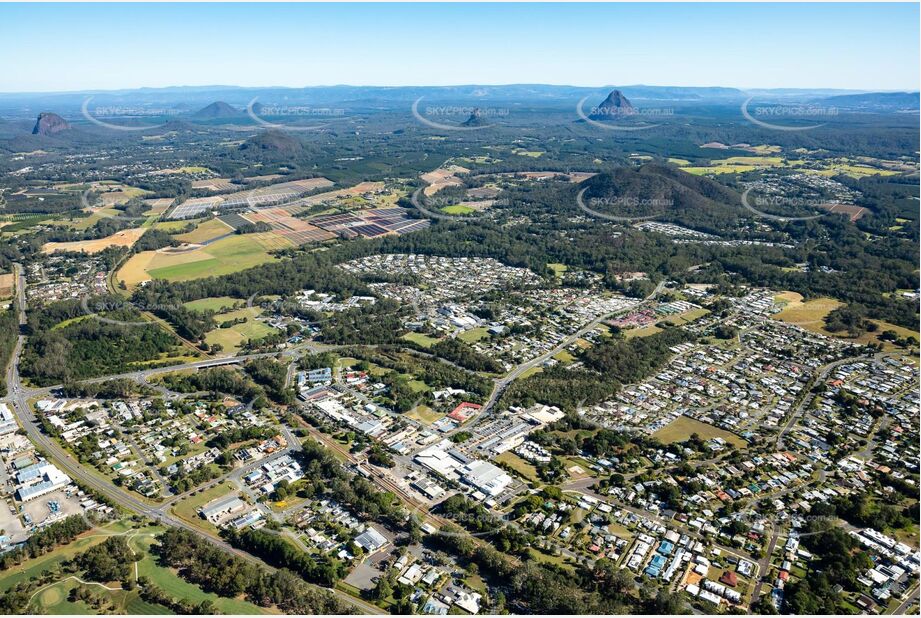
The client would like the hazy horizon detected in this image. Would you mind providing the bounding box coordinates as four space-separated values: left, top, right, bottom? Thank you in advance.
1 82 916 97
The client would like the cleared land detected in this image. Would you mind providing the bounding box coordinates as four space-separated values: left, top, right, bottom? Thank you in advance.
0 272 14 300
663 307 711 326
406 404 443 425
204 306 276 353
118 234 279 288
441 204 476 215
173 218 234 244
652 415 746 448
495 451 541 483
773 296 843 331
98 185 150 206
402 332 440 348
625 324 663 339
42 227 146 254
154 219 203 233
184 296 245 312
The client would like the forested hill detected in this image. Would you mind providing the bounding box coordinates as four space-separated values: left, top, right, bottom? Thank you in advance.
579 164 747 234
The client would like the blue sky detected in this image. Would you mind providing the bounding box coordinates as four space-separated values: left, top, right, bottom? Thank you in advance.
1 3 918 92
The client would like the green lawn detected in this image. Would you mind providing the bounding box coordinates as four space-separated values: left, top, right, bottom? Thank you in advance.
458 327 489 343
495 451 541 483
407 379 429 393
148 235 278 282
174 218 234 244
406 404 444 425
402 332 441 348
184 296 245 312
132 534 274 614
154 219 203 233
519 366 543 379
652 415 746 448
27 527 273 615
0 532 114 592
30 579 164 615
553 350 576 363
441 204 476 215
204 306 276 353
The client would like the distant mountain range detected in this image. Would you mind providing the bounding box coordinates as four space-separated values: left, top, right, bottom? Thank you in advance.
3 84 912 117
6 84 917 137
811 91 919 112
